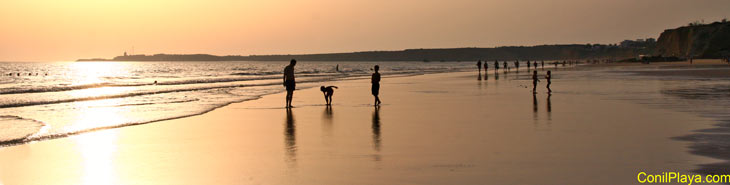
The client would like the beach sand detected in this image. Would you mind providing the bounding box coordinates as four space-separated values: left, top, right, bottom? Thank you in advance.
0 64 723 185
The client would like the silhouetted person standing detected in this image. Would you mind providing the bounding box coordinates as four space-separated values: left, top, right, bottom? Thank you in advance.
320 86 338 105
514 60 520 70
541 60 545 69
477 60 482 73
494 60 499 70
284 59 297 108
546 70 552 93
484 61 488 71
532 71 540 93
527 60 531 70
503 61 508 71
372 65 382 106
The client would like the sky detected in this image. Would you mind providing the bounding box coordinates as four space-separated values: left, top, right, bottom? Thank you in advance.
1 0 729 61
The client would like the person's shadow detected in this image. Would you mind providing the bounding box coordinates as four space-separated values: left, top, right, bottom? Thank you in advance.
372 106 381 151
372 106 382 162
322 106 334 139
547 94 552 123
533 94 538 122
285 108 297 167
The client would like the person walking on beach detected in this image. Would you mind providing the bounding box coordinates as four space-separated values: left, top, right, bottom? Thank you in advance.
494 60 499 70
546 70 552 93
503 61 508 71
541 61 545 69
477 60 482 73
514 60 520 70
532 70 540 93
484 61 488 72
372 65 382 106
320 86 338 105
527 60 531 70
283 59 297 108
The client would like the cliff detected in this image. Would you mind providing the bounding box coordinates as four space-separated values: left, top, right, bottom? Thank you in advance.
655 21 730 58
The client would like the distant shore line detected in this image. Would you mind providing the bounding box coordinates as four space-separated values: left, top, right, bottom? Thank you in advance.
76 44 649 62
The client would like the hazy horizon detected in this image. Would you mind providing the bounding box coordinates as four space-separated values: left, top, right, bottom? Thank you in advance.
1 0 729 62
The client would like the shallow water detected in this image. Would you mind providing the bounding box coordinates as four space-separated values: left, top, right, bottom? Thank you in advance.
0 61 478 144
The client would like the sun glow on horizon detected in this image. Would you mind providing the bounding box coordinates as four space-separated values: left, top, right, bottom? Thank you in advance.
1 0 729 61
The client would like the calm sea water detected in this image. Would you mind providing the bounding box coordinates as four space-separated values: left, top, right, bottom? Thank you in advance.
0 61 474 145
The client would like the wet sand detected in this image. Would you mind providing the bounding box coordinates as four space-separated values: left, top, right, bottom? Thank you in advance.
0 65 722 185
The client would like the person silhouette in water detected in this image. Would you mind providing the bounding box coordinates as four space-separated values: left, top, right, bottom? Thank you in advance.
532 70 540 93
372 65 382 106
546 70 552 93
320 86 338 105
283 59 297 108
494 60 499 70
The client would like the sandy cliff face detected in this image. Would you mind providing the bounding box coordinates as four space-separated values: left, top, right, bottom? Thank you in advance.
655 22 730 58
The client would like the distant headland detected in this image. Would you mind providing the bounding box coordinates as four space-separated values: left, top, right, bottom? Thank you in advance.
77 44 652 62
78 20 730 62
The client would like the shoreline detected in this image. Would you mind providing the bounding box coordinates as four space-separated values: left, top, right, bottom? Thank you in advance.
0 62 723 184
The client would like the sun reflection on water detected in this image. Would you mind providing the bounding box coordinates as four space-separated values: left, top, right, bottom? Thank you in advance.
75 130 119 185
67 81 129 185
68 62 132 86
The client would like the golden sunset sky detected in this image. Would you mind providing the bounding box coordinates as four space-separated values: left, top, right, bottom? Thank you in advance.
1 0 729 61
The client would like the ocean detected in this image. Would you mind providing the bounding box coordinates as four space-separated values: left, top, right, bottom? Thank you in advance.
0 61 474 145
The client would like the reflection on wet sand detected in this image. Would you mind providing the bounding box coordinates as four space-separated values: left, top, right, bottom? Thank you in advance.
547 94 552 122
532 93 537 112
285 108 296 167
372 106 382 162
323 106 333 130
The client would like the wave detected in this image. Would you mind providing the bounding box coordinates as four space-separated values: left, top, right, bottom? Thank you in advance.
0 76 288 95
0 115 45 143
0 76 354 109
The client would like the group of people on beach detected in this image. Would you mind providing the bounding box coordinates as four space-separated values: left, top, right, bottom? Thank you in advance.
283 59 381 108
477 60 548 73
478 60 553 93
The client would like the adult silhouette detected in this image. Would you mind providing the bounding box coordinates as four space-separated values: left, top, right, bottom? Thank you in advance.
372 65 382 106
283 59 297 108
